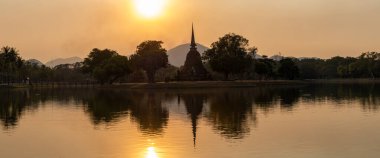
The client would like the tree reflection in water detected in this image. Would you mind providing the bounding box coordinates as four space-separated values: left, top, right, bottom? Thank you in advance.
129 92 169 135
0 89 33 129
82 90 169 135
83 89 130 125
1 84 380 140
205 89 255 139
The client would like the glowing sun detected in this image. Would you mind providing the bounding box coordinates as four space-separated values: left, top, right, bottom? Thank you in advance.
133 0 167 18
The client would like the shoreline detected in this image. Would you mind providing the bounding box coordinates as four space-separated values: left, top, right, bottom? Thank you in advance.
110 80 308 89
2 79 380 89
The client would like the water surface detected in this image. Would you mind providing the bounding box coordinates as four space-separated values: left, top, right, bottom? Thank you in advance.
1 84 380 158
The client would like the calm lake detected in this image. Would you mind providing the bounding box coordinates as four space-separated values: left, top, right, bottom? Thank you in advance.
1 84 380 158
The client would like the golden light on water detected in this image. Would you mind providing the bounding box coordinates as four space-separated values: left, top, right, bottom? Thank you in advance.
144 139 160 158
145 147 159 158
133 0 167 18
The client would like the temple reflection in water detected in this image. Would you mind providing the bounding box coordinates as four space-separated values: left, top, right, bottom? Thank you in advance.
2 84 380 157
1 84 380 146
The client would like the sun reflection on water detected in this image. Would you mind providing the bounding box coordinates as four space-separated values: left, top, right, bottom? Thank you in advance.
145 146 159 158
144 139 159 158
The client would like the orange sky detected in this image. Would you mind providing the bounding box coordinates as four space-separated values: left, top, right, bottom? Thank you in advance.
1 0 380 62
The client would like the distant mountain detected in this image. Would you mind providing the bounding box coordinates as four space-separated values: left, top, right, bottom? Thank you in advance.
167 43 208 67
45 57 83 68
26 59 44 66
298 57 321 60
254 54 320 61
252 54 263 59
270 55 285 61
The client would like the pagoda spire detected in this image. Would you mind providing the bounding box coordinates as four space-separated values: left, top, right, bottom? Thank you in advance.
191 23 197 48
192 116 197 147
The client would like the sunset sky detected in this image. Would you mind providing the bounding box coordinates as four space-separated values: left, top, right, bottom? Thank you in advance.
1 0 380 62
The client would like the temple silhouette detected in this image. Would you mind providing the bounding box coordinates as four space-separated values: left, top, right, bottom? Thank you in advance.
179 24 210 81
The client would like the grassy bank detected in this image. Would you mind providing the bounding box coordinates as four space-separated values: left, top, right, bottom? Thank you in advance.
107 80 307 89
2 79 380 89
0 80 307 89
307 78 380 84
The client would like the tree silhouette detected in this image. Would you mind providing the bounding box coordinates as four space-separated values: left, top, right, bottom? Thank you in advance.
349 52 380 78
297 58 324 79
83 48 131 84
278 58 299 80
0 46 24 82
203 33 255 80
130 41 168 83
255 58 276 80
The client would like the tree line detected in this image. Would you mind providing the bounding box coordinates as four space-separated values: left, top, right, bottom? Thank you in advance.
1 33 380 84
